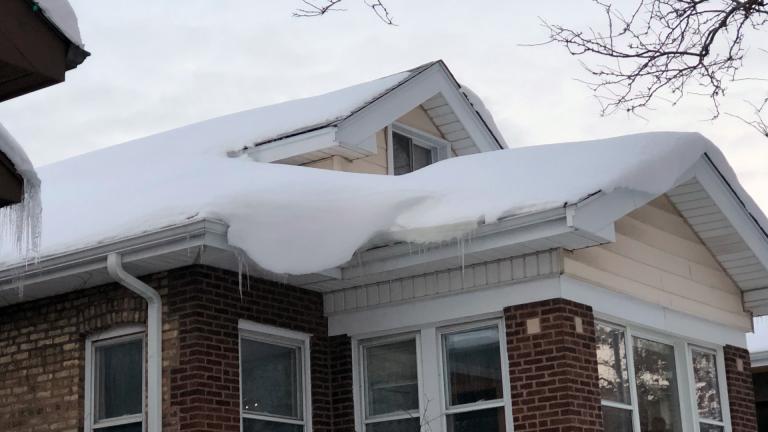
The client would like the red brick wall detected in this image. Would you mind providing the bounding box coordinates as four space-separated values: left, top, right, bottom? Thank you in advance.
724 345 758 432
169 266 331 432
0 278 156 431
0 265 343 432
329 335 354 432
504 298 603 432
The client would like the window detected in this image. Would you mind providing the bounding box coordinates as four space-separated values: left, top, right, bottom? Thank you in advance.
389 123 450 176
596 320 731 432
690 348 725 432
355 319 513 432
441 325 507 432
360 336 421 431
239 321 311 432
85 328 145 432
392 131 435 175
596 323 634 432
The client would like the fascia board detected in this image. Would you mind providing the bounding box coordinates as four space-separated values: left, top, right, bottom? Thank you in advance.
336 63 500 153
245 127 338 162
0 219 230 289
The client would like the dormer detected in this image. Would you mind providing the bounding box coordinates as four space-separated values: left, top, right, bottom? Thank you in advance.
240 61 506 175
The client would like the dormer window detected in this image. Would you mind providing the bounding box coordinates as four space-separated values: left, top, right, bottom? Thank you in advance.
390 123 450 175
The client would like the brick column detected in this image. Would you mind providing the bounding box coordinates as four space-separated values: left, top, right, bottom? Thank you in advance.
329 335 355 432
504 298 603 432
724 345 758 432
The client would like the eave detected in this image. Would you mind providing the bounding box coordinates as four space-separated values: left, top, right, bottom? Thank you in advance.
0 0 89 103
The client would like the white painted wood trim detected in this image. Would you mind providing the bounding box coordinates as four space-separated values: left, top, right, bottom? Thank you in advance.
563 275 748 348
245 127 339 163
85 326 147 432
238 320 313 432
391 121 452 162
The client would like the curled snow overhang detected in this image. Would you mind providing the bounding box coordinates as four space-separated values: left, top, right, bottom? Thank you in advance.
0 124 41 259
0 127 766 317
34 0 90 69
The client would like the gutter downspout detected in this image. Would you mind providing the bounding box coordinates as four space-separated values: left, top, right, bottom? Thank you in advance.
106 253 162 432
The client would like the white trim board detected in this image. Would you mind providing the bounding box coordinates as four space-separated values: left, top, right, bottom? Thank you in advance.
328 274 748 348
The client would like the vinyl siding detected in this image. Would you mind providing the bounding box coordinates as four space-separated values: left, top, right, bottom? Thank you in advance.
564 196 752 330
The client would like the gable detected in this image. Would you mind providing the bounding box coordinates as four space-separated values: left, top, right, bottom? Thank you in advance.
564 197 751 330
246 61 504 165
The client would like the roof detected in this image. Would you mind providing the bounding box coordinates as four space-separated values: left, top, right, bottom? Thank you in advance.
0 65 766 316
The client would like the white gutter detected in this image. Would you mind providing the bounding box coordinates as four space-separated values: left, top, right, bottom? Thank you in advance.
106 253 162 432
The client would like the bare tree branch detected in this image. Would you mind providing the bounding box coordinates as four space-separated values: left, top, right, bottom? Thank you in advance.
544 0 768 139
293 0 395 24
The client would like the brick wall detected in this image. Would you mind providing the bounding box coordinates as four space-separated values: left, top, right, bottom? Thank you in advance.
329 335 354 432
724 345 758 432
504 298 603 432
0 265 344 432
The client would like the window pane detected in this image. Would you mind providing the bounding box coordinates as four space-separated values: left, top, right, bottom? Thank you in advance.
411 144 433 171
691 350 723 421
633 337 683 432
444 326 503 406
602 405 634 432
241 339 302 419
364 339 419 417
242 418 302 432
392 133 412 175
447 406 505 432
596 323 632 404
95 339 143 421
96 423 143 432
366 417 421 432
699 423 725 432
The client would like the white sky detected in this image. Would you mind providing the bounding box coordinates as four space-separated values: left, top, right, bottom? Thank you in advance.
1 1 767 346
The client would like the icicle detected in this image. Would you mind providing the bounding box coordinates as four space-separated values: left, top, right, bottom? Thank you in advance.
0 175 42 260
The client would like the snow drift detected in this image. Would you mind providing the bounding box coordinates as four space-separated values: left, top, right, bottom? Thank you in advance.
0 124 760 277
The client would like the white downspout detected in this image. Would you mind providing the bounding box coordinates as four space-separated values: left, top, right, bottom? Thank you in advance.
106 253 162 432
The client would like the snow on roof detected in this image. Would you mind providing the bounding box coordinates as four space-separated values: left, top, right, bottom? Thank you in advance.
1 129 760 278
0 124 41 257
35 0 83 47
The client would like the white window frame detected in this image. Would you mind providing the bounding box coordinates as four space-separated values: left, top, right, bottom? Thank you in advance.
358 332 423 430
84 325 146 432
437 320 513 432
387 122 451 175
596 317 733 432
352 315 514 432
238 320 312 432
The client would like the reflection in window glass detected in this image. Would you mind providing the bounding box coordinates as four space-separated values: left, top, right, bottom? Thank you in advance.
94 339 143 421
366 417 421 432
698 423 725 432
633 337 683 432
444 327 503 407
691 349 723 421
98 423 144 432
602 405 634 432
392 133 412 176
447 407 505 432
241 339 302 419
242 419 303 432
364 339 419 417
596 323 631 404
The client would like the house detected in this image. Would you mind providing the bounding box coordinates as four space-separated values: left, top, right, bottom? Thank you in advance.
749 324 768 430
0 0 87 250
0 60 765 432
